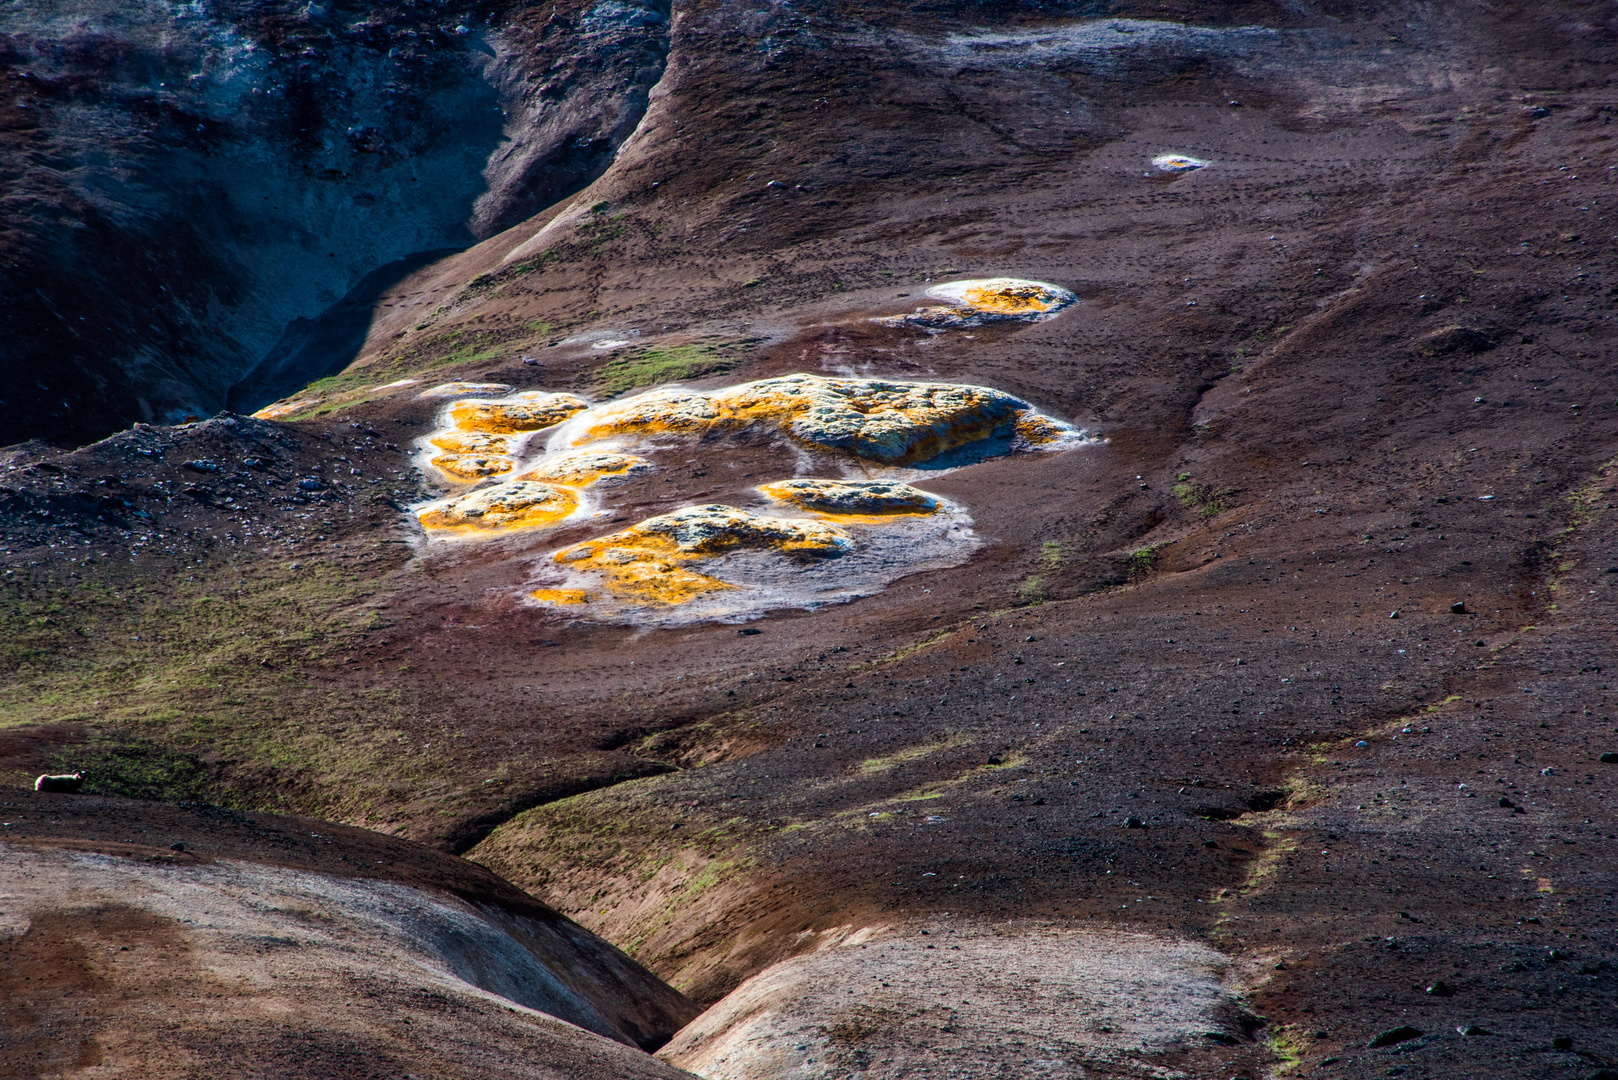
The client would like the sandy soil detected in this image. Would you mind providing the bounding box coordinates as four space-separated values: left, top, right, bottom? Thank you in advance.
659 920 1259 1079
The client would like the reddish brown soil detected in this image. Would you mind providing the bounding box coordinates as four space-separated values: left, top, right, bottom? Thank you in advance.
3 0 1617 1076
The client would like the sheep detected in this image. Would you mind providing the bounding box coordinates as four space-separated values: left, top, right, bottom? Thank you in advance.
34 771 86 793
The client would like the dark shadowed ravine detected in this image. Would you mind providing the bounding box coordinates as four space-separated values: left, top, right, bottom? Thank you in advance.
0 0 670 445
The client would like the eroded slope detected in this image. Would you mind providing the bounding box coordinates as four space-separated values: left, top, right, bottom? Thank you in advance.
3 0 1617 1077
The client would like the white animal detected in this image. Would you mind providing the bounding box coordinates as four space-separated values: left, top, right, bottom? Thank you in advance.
34 771 85 793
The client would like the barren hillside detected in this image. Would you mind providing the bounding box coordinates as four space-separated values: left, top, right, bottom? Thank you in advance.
3 0 1616 1077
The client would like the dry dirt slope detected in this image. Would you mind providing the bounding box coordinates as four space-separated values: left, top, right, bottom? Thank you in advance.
0 792 699 1079
2 0 1617 1077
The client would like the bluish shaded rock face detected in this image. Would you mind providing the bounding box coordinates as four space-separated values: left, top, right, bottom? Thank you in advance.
0 0 669 446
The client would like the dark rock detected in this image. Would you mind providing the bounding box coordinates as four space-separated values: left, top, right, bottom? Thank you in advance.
1586 1071 1618 1080
1599 752 1618 764
1553 1036 1573 1050
1425 981 1453 996
1418 325 1494 355
1457 1024 1491 1036
985 755 1003 765
1368 1026 1423 1048
737 627 762 636
1499 797 1515 807
1450 601 1468 613
1124 816 1145 829
169 841 185 851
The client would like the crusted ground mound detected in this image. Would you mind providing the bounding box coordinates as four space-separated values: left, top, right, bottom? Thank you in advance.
419 481 582 534
542 504 855 607
758 479 941 516
573 374 1067 466
876 277 1077 329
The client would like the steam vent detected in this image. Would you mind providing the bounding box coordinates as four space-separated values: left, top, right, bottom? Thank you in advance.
4 1 1614 1077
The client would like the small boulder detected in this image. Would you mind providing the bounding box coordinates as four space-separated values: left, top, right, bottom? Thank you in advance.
1417 325 1493 355
1368 1026 1423 1048
1450 601 1468 614
1124 816 1145 829
1425 981 1454 997
1599 752 1618 764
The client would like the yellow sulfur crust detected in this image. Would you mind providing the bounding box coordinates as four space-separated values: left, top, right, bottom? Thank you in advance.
575 389 719 442
1013 413 1064 445
252 399 317 420
418 481 579 533
758 479 940 516
876 278 1075 330
574 374 1032 466
429 453 517 481
547 504 852 605
452 393 588 434
429 431 513 455
529 587 592 605
958 282 1067 315
514 451 650 487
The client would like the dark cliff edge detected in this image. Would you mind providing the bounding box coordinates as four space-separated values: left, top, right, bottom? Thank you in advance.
0 0 670 446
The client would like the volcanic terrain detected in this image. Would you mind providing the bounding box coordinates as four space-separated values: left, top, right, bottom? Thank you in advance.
3 0 1617 1077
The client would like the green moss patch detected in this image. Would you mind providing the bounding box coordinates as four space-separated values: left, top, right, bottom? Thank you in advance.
595 343 746 398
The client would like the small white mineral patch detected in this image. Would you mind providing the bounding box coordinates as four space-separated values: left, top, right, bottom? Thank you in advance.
418 381 516 399
1152 154 1207 172
875 277 1075 329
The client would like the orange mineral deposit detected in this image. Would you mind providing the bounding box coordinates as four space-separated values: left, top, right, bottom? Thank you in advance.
452 392 588 434
758 479 940 517
418 481 579 533
548 504 853 605
515 451 650 486
428 453 518 481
